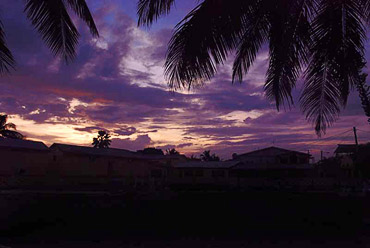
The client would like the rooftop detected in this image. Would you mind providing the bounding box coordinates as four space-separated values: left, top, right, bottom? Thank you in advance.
50 143 185 160
232 163 313 170
334 144 357 154
50 143 142 158
174 161 241 169
0 138 48 151
236 146 310 158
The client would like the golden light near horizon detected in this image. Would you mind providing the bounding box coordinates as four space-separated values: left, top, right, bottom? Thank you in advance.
7 115 96 146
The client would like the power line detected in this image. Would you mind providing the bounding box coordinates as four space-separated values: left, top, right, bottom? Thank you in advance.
292 129 354 153
294 129 352 148
357 129 370 135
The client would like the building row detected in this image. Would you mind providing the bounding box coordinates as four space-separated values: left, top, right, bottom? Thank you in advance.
0 138 187 189
0 138 317 190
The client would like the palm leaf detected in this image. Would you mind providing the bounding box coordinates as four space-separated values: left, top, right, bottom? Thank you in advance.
66 0 99 36
0 130 24 139
25 0 80 63
356 72 370 123
232 0 270 83
360 0 370 24
0 115 7 129
165 0 255 89
264 0 313 110
300 0 366 135
0 21 15 73
4 123 17 130
137 0 175 26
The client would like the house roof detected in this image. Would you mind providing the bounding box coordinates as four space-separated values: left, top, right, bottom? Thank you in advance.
0 138 48 151
49 143 185 161
232 163 313 170
174 161 241 169
50 143 138 158
334 144 357 154
235 146 310 158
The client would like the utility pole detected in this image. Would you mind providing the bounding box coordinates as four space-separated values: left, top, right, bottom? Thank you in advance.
353 126 359 146
320 150 323 161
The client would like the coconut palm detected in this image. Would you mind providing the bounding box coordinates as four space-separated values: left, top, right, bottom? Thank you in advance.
356 73 370 123
200 150 220 161
0 0 98 73
137 0 370 135
0 115 24 139
92 130 111 148
166 148 179 155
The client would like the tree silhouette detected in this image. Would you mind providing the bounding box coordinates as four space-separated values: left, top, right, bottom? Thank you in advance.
166 148 179 155
137 0 370 135
92 130 111 149
200 150 220 162
189 154 201 161
0 0 98 73
356 73 370 123
138 147 164 155
0 115 24 139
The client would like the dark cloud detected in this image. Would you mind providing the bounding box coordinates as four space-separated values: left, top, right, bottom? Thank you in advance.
114 127 137 136
111 134 153 151
177 143 193 148
74 126 102 133
0 0 368 162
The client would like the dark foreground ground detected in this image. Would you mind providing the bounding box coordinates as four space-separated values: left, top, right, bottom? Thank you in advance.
0 190 370 247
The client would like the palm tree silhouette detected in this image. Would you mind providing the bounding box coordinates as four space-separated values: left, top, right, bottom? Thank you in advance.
200 150 220 162
137 0 370 135
92 130 111 149
0 115 24 139
356 73 370 123
0 0 98 73
166 148 179 155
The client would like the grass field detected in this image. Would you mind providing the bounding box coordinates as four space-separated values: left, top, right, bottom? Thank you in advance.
0 191 368 247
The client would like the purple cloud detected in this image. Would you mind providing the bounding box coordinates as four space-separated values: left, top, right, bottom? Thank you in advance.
111 135 153 151
0 0 368 162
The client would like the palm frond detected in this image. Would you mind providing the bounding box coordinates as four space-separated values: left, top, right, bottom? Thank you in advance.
4 123 17 130
356 72 370 123
0 130 24 139
0 21 15 73
232 0 270 83
301 60 342 136
25 0 80 63
300 0 366 135
0 115 8 129
165 0 255 89
137 0 175 26
264 0 314 110
360 0 370 24
65 0 99 37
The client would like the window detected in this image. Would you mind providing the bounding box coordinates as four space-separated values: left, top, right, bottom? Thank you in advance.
184 170 193 177
194 170 204 177
108 162 113 175
299 158 308 164
151 169 163 178
290 154 298 164
18 168 25 175
280 157 288 164
212 170 225 178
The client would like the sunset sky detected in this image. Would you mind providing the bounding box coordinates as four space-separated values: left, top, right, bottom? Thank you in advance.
0 0 369 160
